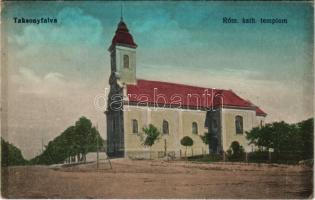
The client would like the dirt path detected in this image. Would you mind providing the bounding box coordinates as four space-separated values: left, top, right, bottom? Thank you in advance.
2 159 313 198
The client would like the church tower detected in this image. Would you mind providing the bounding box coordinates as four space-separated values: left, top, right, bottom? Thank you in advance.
108 19 137 85
106 18 137 157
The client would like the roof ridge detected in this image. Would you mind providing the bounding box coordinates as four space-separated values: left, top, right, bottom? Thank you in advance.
136 79 226 91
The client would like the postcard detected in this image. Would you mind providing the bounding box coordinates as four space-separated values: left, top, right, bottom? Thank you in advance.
1 1 313 199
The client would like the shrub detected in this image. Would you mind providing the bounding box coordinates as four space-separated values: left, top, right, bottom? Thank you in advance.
180 136 194 157
227 141 245 161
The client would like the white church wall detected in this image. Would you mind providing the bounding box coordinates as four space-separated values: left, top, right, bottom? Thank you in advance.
123 105 209 159
123 106 149 153
221 108 257 152
181 110 209 156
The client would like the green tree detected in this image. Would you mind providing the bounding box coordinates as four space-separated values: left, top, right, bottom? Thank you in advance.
180 136 194 157
87 127 105 152
246 118 314 162
246 125 273 151
74 116 92 162
200 132 211 154
63 126 77 162
141 124 161 159
246 121 294 153
200 132 210 145
272 121 297 154
30 116 104 165
297 118 313 159
1 138 27 166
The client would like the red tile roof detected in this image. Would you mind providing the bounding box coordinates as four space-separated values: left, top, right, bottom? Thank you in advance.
110 21 137 49
255 107 267 116
126 79 266 116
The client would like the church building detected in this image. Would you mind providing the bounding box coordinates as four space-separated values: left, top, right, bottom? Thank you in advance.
105 19 267 159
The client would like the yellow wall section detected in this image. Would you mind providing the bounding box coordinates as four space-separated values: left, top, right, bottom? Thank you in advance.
124 106 209 158
123 105 265 158
221 108 264 152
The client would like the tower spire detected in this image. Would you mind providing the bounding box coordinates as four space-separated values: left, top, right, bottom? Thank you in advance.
120 3 123 21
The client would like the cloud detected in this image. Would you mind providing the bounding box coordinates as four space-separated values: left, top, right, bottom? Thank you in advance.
8 66 108 159
12 67 81 96
4 7 110 159
19 67 41 83
11 7 103 47
8 7 107 81
131 10 193 48
44 72 64 82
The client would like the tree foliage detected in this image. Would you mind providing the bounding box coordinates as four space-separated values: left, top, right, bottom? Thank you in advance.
1 138 27 167
180 136 194 147
200 132 210 145
227 141 245 160
180 136 194 157
141 124 161 147
297 118 313 158
246 118 313 159
200 131 219 154
30 116 104 165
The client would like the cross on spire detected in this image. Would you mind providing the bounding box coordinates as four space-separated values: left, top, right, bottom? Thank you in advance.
120 3 123 21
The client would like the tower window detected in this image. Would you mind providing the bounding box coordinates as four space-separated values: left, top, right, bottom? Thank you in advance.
123 55 129 68
192 122 198 134
163 120 169 134
235 115 243 134
132 119 138 134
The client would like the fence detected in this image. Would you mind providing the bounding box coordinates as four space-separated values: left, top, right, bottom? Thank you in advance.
126 151 177 160
187 151 311 164
126 147 209 160
122 149 311 165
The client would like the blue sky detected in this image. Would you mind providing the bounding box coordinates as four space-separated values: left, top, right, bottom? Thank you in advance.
2 1 313 158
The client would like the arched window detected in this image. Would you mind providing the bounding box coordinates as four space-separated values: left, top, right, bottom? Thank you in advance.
235 115 243 134
163 120 169 134
192 122 198 134
123 55 129 68
132 119 138 134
